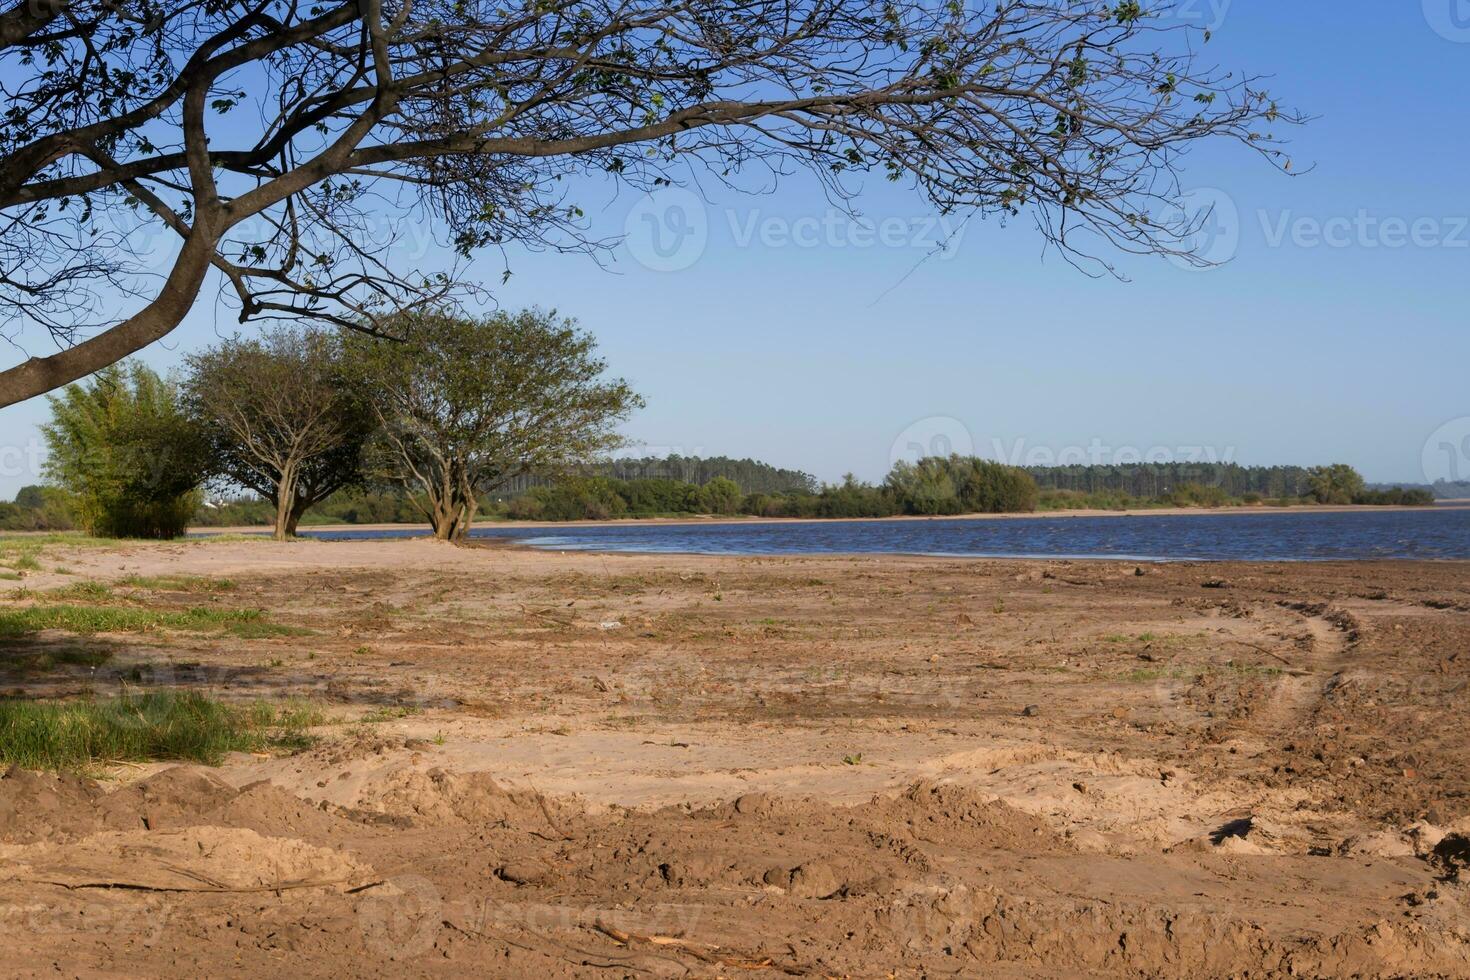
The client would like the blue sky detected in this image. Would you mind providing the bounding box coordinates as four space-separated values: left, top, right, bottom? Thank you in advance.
2 2 1467 496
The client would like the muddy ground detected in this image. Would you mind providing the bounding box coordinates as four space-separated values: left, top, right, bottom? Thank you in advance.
1 538 1468 977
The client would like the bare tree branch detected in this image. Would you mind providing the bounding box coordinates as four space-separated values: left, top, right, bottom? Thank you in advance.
0 0 1304 406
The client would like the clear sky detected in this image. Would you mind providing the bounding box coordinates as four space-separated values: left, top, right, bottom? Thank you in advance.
2 3 1467 497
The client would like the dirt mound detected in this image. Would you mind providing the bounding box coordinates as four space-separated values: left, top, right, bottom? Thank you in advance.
1 765 365 848
348 766 576 832
206 780 362 841
858 780 1074 852
0 826 374 893
0 766 107 843
96 765 239 831
3 766 1470 976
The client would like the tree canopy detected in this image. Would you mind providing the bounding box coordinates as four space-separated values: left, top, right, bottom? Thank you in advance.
0 0 1299 405
348 308 641 540
182 326 372 539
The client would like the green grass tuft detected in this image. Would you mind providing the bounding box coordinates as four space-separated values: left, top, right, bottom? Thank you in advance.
222 619 314 639
0 691 323 770
0 604 282 637
48 581 112 601
359 705 422 723
117 574 236 593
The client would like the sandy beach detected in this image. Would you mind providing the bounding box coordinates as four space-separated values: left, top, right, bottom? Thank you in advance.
1 537 1467 975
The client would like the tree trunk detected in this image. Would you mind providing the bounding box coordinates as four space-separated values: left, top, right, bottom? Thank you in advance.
273 468 297 541
273 496 294 541
285 495 311 538
428 494 457 540
451 491 477 544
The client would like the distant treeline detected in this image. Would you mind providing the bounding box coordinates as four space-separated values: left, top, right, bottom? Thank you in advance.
498 455 817 496
511 456 1039 521
4 456 1442 533
0 486 74 532
1371 480 1470 501
1026 463 1316 498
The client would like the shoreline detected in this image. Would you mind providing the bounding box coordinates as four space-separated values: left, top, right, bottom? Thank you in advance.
188 500 1467 537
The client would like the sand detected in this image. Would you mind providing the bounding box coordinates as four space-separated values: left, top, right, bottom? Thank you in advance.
1 538 1468 976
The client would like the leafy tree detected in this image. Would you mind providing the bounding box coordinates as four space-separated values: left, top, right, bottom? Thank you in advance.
348 309 641 541
885 456 1038 514
183 327 373 540
41 363 207 538
885 460 960 515
0 2 1300 406
12 484 76 530
13 485 44 510
1307 464 1366 505
699 477 743 516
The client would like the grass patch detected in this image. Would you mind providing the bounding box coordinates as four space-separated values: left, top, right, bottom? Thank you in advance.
0 533 120 549
359 705 422 723
0 691 323 770
48 581 112 601
117 574 236 593
191 533 287 544
0 534 127 574
0 604 291 638
225 619 314 639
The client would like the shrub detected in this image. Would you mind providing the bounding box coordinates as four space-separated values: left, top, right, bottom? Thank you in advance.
1352 487 1436 506
41 363 207 539
1170 482 1230 508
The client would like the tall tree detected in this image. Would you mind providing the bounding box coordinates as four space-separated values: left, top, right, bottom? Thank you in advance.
183 326 372 539
1307 464 1366 505
0 1 1302 406
42 362 207 538
349 309 641 541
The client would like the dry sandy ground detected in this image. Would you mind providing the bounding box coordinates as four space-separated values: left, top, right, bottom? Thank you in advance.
1 538 1469 977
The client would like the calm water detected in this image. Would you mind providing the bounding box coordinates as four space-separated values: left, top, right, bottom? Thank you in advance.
290 506 1470 561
